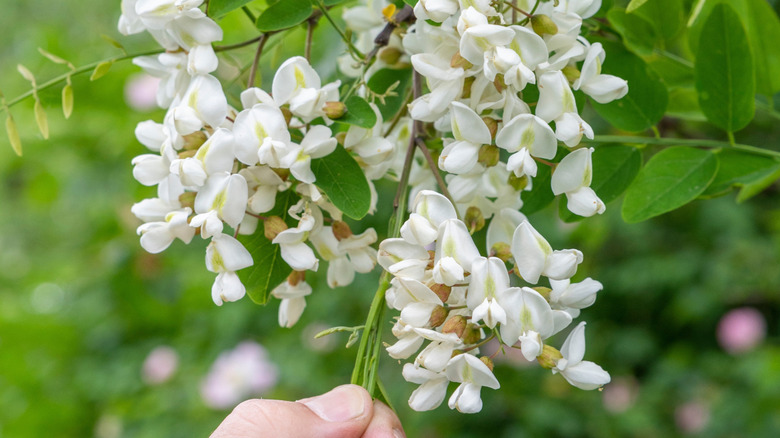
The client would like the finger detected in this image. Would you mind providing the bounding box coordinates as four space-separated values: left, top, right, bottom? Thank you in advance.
211 384 374 438
361 400 406 438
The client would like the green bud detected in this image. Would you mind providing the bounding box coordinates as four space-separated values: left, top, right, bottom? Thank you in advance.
183 131 208 150
562 65 581 83
178 191 197 209
537 344 563 369
287 270 306 286
462 323 482 345
264 216 288 241
379 47 403 65
531 14 558 36
322 101 347 119
465 206 485 234
478 144 500 167
508 173 529 191
493 74 506 93
461 76 475 99
482 116 498 140
480 356 495 372
490 242 512 262
533 287 552 301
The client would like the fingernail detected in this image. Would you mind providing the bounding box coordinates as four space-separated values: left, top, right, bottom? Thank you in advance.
300 385 365 422
393 428 406 438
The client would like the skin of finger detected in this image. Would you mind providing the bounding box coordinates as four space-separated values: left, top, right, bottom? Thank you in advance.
210 389 375 438
361 401 406 438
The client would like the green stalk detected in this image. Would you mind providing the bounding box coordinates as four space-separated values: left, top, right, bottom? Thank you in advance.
584 135 780 159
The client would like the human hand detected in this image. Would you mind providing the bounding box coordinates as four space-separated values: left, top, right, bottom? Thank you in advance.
210 384 406 438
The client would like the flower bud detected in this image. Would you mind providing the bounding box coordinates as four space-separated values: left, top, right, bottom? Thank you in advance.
431 283 452 302
427 250 436 269
461 76 475 99
451 52 473 69
332 220 353 240
281 107 293 125
508 173 529 191
287 270 306 286
478 145 500 167
335 131 347 145
322 101 347 119
429 305 449 328
179 191 197 209
264 216 288 241
537 344 563 369
178 149 197 159
463 323 481 345
531 14 558 36
481 117 498 140
493 74 506 93
480 356 494 372
562 65 581 83
532 286 552 301
490 242 512 262
379 47 403 65
182 131 208 150
465 206 485 234
442 315 467 338
272 167 291 181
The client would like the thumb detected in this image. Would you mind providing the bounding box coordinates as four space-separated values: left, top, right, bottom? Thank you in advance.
210 384 374 438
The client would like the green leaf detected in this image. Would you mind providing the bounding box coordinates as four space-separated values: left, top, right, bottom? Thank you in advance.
665 88 705 122
632 0 683 41
700 149 780 198
695 4 755 133
737 166 780 203
339 96 377 129
256 0 313 32
17 64 35 83
559 145 641 222
590 40 668 132
626 0 649 13
209 0 255 18
238 190 299 305
90 61 113 81
606 8 656 56
403 0 419 6
622 147 718 223
367 68 412 120
311 145 371 219
689 0 780 96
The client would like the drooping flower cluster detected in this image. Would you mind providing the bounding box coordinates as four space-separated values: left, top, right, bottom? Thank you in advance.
121 0 626 414
380 190 609 412
121 1 381 325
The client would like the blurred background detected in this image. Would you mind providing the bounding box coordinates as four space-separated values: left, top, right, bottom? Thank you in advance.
1 1 779 437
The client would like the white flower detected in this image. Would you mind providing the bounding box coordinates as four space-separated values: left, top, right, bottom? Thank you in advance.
415 328 463 372
500 287 556 360
283 125 337 184
400 189 458 246
193 172 248 229
414 0 460 22
232 104 292 166
211 271 246 306
511 220 583 284
272 214 319 272
445 354 500 414
377 238 430 280
272 56 340 122
206 233 253 273
171 74 228 133
536 71 593 146
439 102 491 174
434 219 481 279
549 277 603 318
271 276 312 327
239 166 287 214
551 147 605 217
553 322 611 390
402 363 450 411
136 207 195 253
467 257 510 328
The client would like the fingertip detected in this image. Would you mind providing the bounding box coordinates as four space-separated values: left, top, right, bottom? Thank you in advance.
362 400 406 438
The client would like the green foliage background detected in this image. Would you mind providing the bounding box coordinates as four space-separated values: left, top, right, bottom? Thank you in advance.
1 0 779 437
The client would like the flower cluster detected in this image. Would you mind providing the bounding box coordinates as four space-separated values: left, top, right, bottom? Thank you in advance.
121 0 626 414
121 0 382 325
381 190 609 412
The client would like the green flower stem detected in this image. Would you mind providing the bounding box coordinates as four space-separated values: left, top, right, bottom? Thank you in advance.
313 0 364 61
0 49 163 113
584 135 780 159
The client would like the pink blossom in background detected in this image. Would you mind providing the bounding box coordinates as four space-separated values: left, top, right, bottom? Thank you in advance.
200 341 279 409
675 401 710 434
142 345 179 385
602 376 639 413
717 307 766 354
124 73 160 111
